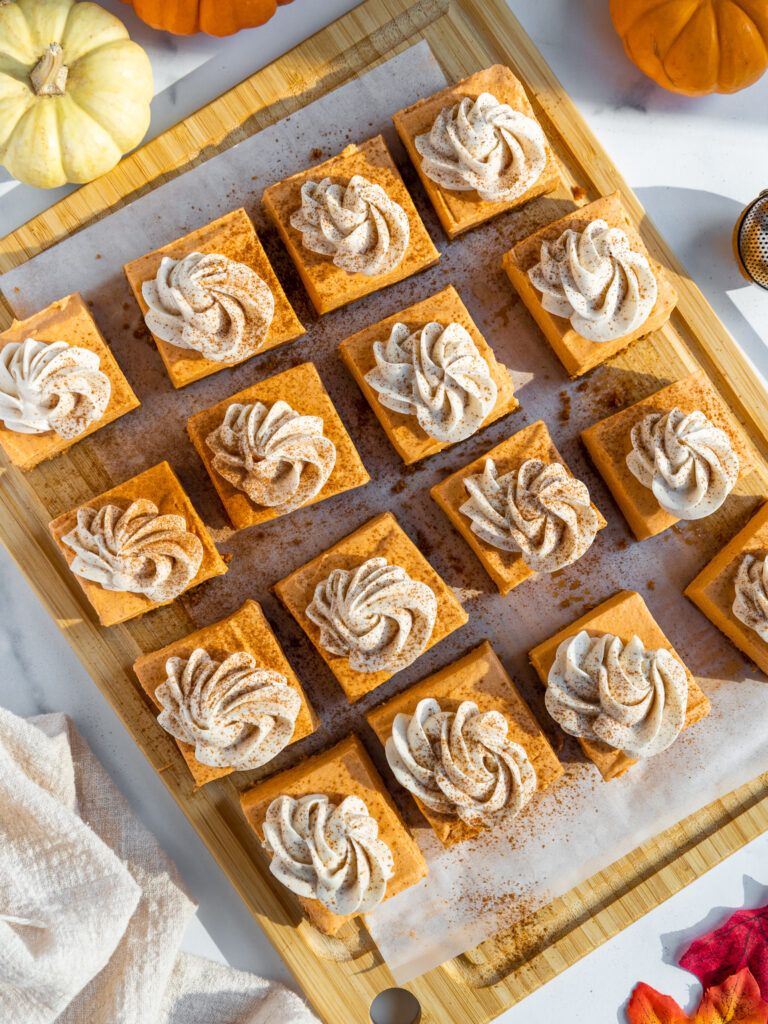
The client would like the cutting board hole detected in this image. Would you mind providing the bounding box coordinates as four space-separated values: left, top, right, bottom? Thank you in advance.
370 987 421 1024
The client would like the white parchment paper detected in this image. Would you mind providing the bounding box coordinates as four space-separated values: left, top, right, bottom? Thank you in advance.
2 43 767 985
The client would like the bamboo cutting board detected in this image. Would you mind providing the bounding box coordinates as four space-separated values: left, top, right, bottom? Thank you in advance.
1 2 768 1022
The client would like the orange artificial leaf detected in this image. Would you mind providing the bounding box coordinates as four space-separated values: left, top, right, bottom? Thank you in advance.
627 981 689 1024
627 969 768 1024
696 969 768 1024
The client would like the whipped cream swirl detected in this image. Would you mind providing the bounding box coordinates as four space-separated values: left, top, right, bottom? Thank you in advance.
62 499 203 603
205 399 336 514
306 556 437 674
364 321 497 443
263 793 394 915
386 698 536 828
155 648 301 769
142 252 275 362
0 337 110 438
414 91 547 203
289 175 409 277
626 407 738 519
546 631 688 758
733 554 768 642
527 219 658 343
460 457 598 572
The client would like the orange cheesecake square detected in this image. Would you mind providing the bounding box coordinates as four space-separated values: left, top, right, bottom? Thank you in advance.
685 500 768 677
338 285 518 465
502 192 677 377
528 590 710 781
240 733 428 935
123 207 304 389
393 64 562 239
581 370 753 541
431 420 607 595
49 461 227 627
262 135 439 316
274 511 468 702
133 599 318 788
187 362 370 531
366 640 563 847
0 293 139 471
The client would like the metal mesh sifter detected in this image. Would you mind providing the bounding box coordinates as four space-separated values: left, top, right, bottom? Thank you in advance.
733 189 768 289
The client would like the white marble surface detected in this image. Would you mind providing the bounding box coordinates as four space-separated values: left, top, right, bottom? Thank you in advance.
1 2 767 1021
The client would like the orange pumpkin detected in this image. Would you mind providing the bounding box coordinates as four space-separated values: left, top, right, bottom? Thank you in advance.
121 0 295 36
610 0 768 96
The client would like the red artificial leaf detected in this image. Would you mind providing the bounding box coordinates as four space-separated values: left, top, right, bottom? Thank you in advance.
627 969 768 1024
680 906 768 1001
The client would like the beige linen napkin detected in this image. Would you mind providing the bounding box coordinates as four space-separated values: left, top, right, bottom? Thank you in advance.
0 708 318 1024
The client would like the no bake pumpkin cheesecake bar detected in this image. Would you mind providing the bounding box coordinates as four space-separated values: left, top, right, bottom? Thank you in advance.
0 293 139 471
393 64 561 238
274 511 468 702
366 641 563 847
339 285 517 465
133 599 318 788
581 370 753 541
187 362 369 531
123 207 304 388
529 590 710 781
49 461 227 627
262 135 439 315
502 192 677 377
240 734 428 936
685 500 768 677
431 419 606 595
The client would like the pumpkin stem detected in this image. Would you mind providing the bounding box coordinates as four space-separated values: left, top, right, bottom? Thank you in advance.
29 43 68 97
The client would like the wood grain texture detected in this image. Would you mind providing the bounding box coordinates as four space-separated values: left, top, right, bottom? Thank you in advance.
0 2 767 1023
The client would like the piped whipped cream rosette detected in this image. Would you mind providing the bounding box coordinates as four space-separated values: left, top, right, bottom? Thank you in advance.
290 175 409 277
732 554 768 642
414 91 547 203
306 556 437 674
364 321 497 443
545 630 688 758
527 218 658 343
0 337 110 438
155 647 301 770
386 697 536 828
205 399 336 514
142 251 275 362
460 457 599 572
263 793 394 915
62 499 203 603
626 407 739 519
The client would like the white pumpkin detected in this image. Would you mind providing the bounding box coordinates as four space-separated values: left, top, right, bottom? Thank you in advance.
0 0 153 189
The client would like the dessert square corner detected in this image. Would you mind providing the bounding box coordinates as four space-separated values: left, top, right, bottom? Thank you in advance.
528 589 710 781
273 510 468 702
186 361 370 531
501 191 678 377
684 499 768 678
132 599 318 789
580 369 755 541
0 292 140 471
366 640 563 847
430 418 607 595
261 135 440 316
239 733 428 935
122 207 304 389
338 284 518 465
48 461 227 627
393 63 562 239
